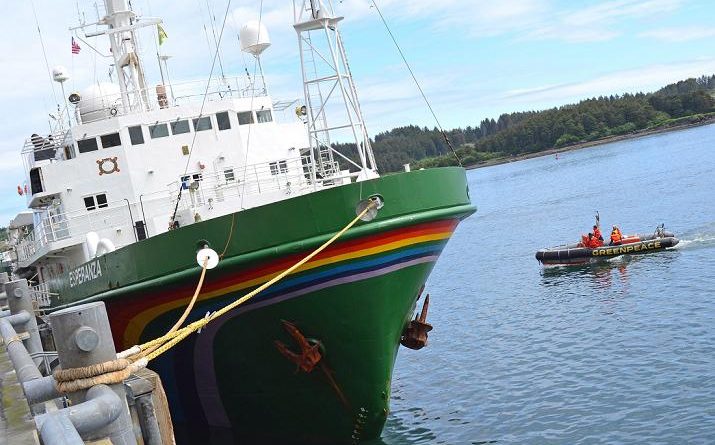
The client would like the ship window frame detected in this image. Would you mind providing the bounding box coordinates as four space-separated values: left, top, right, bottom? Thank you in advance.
149 123 169 139
180 173 203 189
100 132 122 148
128 125 145 145
83 196 96 211
192 116 213 132
269 160 288 175
83 193 109 211
223 167 235 182
77 137 99 154
216 111 232 130
170 119 191 135
96 193 108 208
237 111 254 125
256 109 273 123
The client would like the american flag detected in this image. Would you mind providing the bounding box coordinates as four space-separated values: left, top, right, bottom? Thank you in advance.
71 37 81 54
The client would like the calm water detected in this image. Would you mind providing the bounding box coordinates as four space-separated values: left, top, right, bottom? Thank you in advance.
379 124 715 444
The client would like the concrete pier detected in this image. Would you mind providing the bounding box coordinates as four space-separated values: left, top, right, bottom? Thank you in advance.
0 346 40 444
1 295 174 444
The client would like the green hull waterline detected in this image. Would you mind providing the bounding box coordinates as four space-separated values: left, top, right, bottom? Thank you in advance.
49 167 476 443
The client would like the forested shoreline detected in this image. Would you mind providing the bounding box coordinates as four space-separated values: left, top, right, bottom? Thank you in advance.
335 75 715 172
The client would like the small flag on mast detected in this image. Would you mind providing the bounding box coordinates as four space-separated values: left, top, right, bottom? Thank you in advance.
71 37 81 54
158 24 168 45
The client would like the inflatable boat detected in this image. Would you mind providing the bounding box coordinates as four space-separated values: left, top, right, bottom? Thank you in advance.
536 227 679 265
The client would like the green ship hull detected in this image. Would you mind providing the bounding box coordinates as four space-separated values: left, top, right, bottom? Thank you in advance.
50 167 475 443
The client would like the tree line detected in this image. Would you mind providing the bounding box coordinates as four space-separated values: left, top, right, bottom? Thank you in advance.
333 74 715 172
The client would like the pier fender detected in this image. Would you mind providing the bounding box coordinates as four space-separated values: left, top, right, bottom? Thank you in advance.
83 232 115 258
95 238 116 257
85 232 100 259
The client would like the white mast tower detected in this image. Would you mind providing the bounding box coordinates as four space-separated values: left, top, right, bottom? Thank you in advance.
73 0 161 113
293 0 379 182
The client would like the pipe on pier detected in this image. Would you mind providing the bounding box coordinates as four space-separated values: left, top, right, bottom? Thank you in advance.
0 311 42 384
5 279 43 361
35 384 124 436
37 411 85 445
49 301 137 445
23 374 61 405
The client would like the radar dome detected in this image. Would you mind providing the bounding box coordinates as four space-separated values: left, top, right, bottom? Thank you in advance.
77 83 122 121
239 21 271 56
52 66 69 83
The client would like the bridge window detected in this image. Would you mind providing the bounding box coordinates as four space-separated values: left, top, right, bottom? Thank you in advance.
128 126 144 145
216 112 231 130
223 168 235 182
269 160 288 175
237 111 254 125
83 193 108 211
180 173 203 189
256 110 273 123
193 116 212 132
100 133 121 148
77 138 98 153
171 120 190 135
149 123 169 139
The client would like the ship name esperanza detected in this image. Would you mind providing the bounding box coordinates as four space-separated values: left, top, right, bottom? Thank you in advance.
69 260 102 288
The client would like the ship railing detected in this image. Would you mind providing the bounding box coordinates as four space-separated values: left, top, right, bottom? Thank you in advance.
21 129 74 169
15 190 185 265
15 200 142 265
30 282 54 308
170 156 352 212
77 76 268 124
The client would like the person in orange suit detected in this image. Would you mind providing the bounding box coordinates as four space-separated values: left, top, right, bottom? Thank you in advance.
610 226 623 245
593 225 603 242
585 233 603 248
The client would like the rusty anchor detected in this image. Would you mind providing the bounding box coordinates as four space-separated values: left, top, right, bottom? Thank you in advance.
274 320 351 410
400 291 433 350
274 320 322 373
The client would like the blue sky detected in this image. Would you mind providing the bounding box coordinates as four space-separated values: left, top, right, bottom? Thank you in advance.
1 0 714 224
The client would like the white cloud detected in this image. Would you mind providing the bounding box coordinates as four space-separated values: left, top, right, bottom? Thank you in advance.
639 26 715 42
563 0 682 27
524 0 684 42
502 57 715 105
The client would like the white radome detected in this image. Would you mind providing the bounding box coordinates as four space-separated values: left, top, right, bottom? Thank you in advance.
77 83 122 120
52 65 69 83
239 21 271 56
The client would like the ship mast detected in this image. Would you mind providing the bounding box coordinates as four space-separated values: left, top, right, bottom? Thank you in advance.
73 0 160 113
293 0 379 181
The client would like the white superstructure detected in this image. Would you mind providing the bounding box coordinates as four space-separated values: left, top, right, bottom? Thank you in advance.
14 0 377 297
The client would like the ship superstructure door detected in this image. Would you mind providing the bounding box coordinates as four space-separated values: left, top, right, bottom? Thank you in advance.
29 167 44 194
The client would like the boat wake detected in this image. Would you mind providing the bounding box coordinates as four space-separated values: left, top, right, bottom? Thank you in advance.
605 254 627 263
675 226 715 250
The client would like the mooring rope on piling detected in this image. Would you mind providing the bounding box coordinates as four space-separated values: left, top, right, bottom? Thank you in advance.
53 200 377 393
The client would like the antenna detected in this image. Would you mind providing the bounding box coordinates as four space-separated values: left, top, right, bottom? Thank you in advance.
293 0 378 182
52 66 71 128
72 0 161 115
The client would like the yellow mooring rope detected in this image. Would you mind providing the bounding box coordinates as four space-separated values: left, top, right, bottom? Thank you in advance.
53 200 377 393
